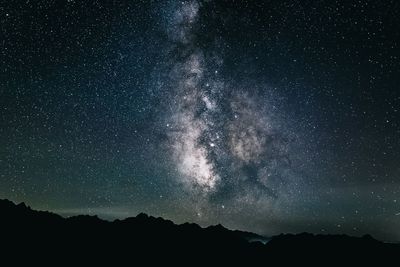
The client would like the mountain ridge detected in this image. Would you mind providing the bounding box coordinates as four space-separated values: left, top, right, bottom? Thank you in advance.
0 198 398 264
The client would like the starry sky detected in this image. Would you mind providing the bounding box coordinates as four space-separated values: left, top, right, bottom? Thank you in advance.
1 0 399 241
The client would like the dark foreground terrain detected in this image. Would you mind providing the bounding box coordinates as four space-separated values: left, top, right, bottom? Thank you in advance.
0 199 398 264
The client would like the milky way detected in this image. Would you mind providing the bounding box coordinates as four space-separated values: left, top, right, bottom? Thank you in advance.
160 1 308 220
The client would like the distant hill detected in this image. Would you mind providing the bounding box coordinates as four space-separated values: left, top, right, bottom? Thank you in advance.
0 199 398 264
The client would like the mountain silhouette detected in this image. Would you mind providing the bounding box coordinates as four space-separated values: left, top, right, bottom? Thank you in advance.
0 199 398 264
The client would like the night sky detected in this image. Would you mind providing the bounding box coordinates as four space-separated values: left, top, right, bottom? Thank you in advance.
1 0 399 241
